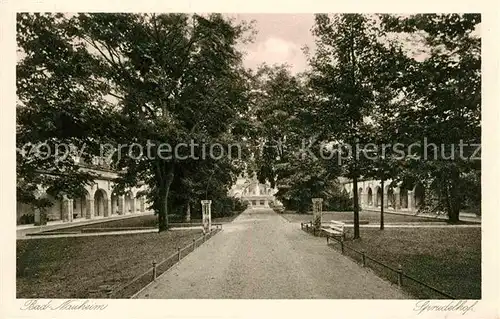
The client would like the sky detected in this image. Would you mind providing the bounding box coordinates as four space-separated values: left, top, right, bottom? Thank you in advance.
230 14 481 74
232 14 316 75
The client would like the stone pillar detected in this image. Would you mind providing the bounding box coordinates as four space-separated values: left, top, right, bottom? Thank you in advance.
34 208 47 226
87 199 95 219
68 199 74 222
264 199 268 207
201 200 212 234
140 197 145 212
62 196 71 222
394 191 401 210
34 208 41 225
185 203 191 222
312 198 323 230
408 191 415 212
118 195 125 215
383 190 389 208
131 198 137 213
105 199 112 217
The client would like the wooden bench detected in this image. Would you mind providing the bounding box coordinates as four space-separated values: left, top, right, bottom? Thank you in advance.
321 220 346 243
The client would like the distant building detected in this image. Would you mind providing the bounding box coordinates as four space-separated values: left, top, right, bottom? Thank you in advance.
341 178 425 212
228 174 281 208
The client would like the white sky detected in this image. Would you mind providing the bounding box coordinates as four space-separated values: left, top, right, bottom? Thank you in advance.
232 14 316 74
232 14 481 74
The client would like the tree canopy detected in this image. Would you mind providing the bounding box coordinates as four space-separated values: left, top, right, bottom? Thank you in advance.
17 13 481 232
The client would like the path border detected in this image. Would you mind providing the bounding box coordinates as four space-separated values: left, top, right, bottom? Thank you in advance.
130 228 223 299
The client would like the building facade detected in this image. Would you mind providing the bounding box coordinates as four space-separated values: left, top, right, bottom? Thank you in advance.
341 178 425 212
17 161 150 225
228 175 280 208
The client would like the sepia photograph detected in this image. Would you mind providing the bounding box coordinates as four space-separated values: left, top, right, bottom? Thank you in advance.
2 3 496 317
14 12 482 301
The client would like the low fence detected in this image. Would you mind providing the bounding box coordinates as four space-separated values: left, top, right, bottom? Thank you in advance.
300 224 456 299
106 226 222 299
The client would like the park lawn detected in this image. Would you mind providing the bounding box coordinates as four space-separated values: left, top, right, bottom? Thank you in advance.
282 211 445 224
338 227 481 299
44 211 242 233
17 229 203 298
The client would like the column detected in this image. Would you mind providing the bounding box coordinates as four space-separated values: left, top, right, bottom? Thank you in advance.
185 203 191 222
383 190 389 208
118 195 125 215
140 197 145 212
62 196 71 222
201 200 212 234
394 190 401 210
105 199 112 217
34 208 41 225
408 191 415 212
131 198 137 213
264 199 268 207
34 208 47 226
87 199 95 219
312 198 323 230
68 199 74 222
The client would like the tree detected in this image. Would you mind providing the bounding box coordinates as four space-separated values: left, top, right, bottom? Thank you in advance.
17 13 111 215
249 64 341 213
308 14 399 238
381 14 481 222
17 13 254 231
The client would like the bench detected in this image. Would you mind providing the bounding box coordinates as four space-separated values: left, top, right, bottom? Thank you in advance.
321 220 346 243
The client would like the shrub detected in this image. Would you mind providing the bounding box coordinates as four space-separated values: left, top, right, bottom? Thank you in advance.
18 214 35 225
232 197 248 212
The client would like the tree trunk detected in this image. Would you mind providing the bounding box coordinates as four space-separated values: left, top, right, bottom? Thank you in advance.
185 201 191 222
448 205 460 223
447 169 461 223
353 176 360 239
158 164 175 232
380 177 385 230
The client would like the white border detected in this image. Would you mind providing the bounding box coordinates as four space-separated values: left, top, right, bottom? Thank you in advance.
1 1 499 319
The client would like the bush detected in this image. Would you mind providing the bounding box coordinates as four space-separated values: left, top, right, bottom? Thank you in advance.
211 196 248 218
18 214 35 225
280 198 311 214
232 197 248 212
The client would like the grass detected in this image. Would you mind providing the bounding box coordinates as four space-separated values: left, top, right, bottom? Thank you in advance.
43 212 242 233
282 210 447 224
17 229 204 298
325 227 481 299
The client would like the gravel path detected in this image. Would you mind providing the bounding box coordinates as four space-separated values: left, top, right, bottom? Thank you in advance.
134 208 408 299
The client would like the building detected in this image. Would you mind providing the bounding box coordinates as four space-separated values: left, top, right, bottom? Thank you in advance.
228 175 281 208
16 158 150 225
341 178 425 212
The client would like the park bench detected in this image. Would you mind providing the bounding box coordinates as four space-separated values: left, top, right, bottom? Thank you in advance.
321 220 346 243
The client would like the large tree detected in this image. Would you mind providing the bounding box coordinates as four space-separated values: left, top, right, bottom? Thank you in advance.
17 13 254 230
17 13 110 211
308 14 401 238
249 64 342 213
381 14 481 222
